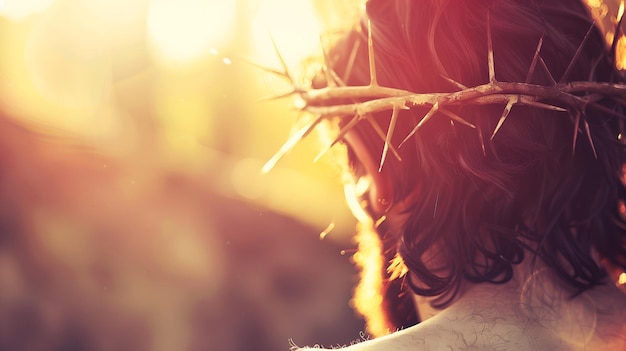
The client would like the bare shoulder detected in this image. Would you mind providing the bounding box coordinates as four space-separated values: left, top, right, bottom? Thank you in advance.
293 312 540 351
294 287 626 351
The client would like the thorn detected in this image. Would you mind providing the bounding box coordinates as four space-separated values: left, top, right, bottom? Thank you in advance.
538 56 557 86
611 2 625 66
439 109 476 128
256 89 299 103
367 20 379 87
526 35 544 83
477 127 487 156
364 114 402 161
320 36 338 87
561 22 595 83
588 102 626 119
491 96 517 140
262 115 324 173
487 10 496 83
269 34 294 84
313 114 361 162
572 110 581 155
399 101 440 148
379 105 401 171
518 97 567 112
312 36 346 87
612 96 626 107
433 191 439 218
440 75 468 90
583 118 598 159
329 68 347 87
343 38 361 84
239 56 292 82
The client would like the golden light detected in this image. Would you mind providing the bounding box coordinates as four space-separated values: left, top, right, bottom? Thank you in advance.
147 0 237 63
251 0 322 78
619 272 626 285
351 219 389 337
0 0 54 21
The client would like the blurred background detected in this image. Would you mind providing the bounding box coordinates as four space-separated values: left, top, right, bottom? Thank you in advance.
0 0 367 350
0 0 622 350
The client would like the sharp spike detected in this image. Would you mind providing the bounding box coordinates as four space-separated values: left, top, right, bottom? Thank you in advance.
538 56 557 86
239 56 292 82
491 97 517 140
610 2 625 67
364 114 402 161
320 36 338 87
399 102 440 148
588 102 626 119
343 38 361 84
525 35 544 83
612 96 626 107
256 89 299 103
269 34 293 84
328 68 347 87
367 20 378 87
440 75 468 90
309 35 346 87
560 22 595 83
487 10 496 83
313 114 361 162
477 127 487 156
572 110 581 155
262 115 325 173
583 118 598 159
379 105 400 171
439 109 476 128
518 97 567 112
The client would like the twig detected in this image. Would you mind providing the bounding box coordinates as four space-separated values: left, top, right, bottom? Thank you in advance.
262 15 626 173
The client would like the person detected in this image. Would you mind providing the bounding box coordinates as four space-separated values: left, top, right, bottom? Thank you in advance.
287 0 626 349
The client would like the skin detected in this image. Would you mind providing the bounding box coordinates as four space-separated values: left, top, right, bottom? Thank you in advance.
299 258 626 350
296 131 626 351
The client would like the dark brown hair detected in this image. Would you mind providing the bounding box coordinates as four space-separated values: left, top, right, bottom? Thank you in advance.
326 0 626 330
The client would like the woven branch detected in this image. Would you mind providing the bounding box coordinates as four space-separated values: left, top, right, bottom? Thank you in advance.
262 17 626 173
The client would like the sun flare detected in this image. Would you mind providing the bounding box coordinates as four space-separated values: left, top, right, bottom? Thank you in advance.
147 0 237 62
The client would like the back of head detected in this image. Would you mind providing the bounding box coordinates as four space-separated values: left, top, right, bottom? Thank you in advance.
322 0 626 333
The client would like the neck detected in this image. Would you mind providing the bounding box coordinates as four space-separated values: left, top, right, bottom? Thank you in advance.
446 259 626 350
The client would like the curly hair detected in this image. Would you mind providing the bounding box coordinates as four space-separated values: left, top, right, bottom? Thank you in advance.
325 0 626 332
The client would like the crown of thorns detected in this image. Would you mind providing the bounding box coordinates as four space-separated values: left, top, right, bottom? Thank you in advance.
261 12 626 174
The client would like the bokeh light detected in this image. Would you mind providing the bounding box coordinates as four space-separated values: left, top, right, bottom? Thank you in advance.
147 0 237 63
0 0 54 21
2 1 623 350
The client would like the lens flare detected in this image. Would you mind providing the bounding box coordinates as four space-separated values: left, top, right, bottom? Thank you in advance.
147 0 236 62
0 0 54 21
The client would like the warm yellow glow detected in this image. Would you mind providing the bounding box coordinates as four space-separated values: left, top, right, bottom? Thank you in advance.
0 0 54 21
619 272 626 285
251 0 322 80
147 0 236 62
618 0 625 20
351 219 391 337
617 35 626 70
337 142 391 336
